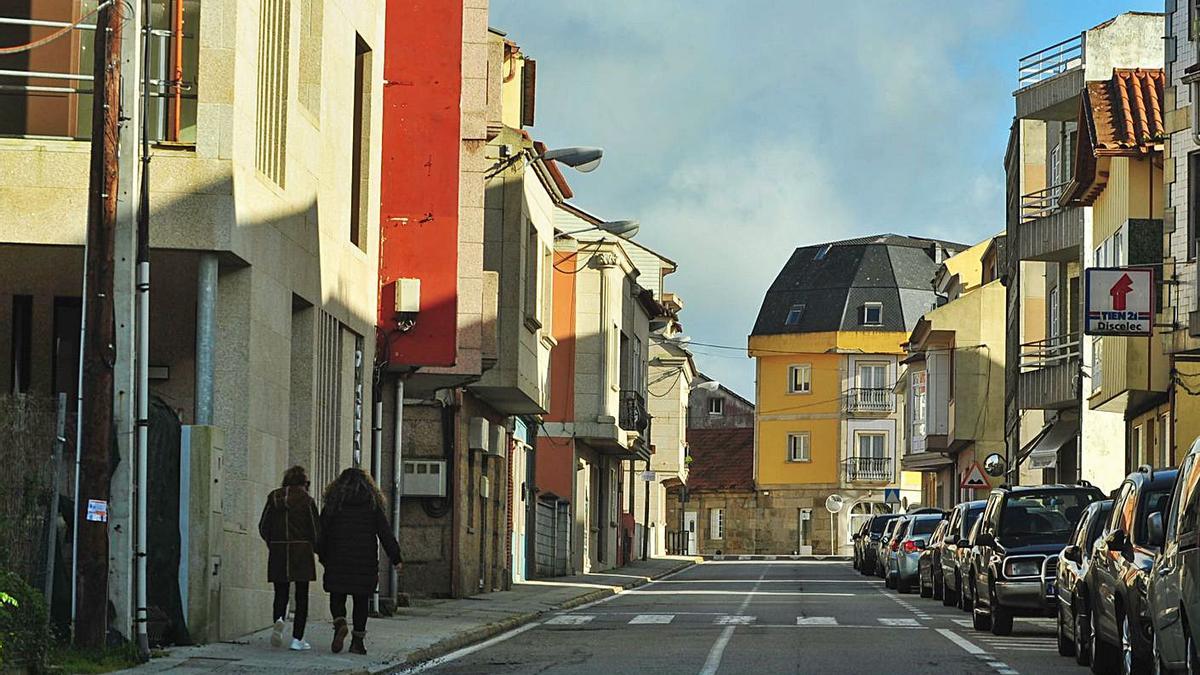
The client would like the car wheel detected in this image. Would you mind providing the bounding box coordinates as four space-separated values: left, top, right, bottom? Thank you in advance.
972 580 992 632
1118 611 1140 675
1152 631 1167 675
934 573 944 601
1059 604 1076 657
1187 630 1199 675
898 575 912 594
1093 604 1121 675
942 575 957 607
962 574 974 612
1076 598 1093 667
990 588 1013 637
920 575 933 598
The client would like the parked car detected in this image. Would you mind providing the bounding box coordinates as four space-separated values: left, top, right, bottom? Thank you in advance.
852 518 872 571
889 513 943 594
918 519 950 599
882 516 910 585
1148 439 1200 673
1088 467 1177 674
860 513 902 578
1054 498 1113 665
967 484 1105 636
875 516 903 578
939 499 987 609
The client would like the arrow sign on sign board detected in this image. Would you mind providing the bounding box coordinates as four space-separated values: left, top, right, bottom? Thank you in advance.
961 463 989 490
1110 273 1133 311
1084 267 1154 337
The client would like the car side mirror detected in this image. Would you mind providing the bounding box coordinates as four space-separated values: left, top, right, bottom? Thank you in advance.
1105 529 1129 550
915 539 927 550
1148 512 1166 548
1062 545 1080 564
975 532 995 548
956 538 969 547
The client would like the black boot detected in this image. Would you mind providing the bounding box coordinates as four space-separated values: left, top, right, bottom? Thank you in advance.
349 630 366 655
331 617 348 653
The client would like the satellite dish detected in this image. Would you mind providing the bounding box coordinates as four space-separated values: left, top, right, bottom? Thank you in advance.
984 453 1008 478
825 494 845 514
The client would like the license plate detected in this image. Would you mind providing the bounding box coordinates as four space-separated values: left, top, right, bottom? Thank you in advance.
1045 581 1055 596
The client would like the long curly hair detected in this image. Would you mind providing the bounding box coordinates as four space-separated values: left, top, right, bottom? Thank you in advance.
322 467 386 512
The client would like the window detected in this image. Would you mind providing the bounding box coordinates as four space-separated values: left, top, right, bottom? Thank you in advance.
1192 83 1200 146
709 508 725 540
910 370 927 439
1190 151 1200 259
541 245 553 330
1174 455 1200 538
9 295 32 394
858 432 887 458
788 364 811 394
524 223 539 324
707 397 724 416
861 302 883 326
1112 230 1124 267
784 304 806 325
1161 413 1171 466
1049 286 1061 338
788 432 810 462
1132 425 1144 467
256 0 292 186
350 35 372 248
857 363 887 390
1092 337 1103 392
814 244 832 261
1050 143 1062 197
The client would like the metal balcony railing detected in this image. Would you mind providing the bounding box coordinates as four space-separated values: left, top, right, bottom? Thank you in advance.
1021 183 1070 221
843 388 894 414
1020 332 1081 372
1018 33 1083 88
619 390 648 432
844 456 892 482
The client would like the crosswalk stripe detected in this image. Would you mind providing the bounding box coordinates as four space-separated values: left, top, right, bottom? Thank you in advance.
796 616 839 626
545 615 594 626
878 618 920 627
629 614 674 624
715 615 756 625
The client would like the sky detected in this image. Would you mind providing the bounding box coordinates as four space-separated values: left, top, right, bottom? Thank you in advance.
488 0 1164 400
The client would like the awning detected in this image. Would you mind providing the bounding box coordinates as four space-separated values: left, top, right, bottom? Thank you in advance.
1023 418 1079 470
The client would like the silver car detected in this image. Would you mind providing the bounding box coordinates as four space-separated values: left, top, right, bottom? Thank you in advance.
887 514 943 594
1147 437 1200 671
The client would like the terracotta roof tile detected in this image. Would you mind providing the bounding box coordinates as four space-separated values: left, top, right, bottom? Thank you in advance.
684 427 754 492
1087 68 1164 154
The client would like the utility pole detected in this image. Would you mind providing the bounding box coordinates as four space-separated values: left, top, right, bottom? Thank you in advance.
76 0 121 649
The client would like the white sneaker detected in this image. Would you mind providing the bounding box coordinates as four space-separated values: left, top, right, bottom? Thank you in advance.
289 638 312 651
270 619 285 647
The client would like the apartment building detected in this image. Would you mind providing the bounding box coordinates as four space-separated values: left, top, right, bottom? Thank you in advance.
1003 12 1161 492
749 234 963 555
0 0 386 641
899 237 1007 510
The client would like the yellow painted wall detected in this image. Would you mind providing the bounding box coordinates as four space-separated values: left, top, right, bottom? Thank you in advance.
1176 362 1200 460
750 331 908 357
756 352 843 416
1092 157 1164 243
757 417 841 485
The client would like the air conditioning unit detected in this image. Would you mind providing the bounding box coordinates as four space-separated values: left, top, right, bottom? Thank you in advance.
468 417 489 453
488 424 507 458
401 460 446 497
394 278 421 313
480 475 491 499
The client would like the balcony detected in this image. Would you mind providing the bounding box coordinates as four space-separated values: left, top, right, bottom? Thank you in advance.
619 390 648 433
843 456 893 483
1019 333 1080 410
1017 184 1082 263
1016 33 1085 121
843 388 895 415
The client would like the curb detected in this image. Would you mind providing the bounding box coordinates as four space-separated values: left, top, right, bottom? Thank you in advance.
365 559 697 674
706 554 852 562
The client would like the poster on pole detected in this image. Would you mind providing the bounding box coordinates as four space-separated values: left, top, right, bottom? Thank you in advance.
1084 267 1154 337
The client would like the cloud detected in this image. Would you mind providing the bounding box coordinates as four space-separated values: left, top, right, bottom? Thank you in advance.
489 1 1023 398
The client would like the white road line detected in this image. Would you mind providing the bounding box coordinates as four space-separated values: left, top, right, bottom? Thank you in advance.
629 614 674 624
624 590 855 597
715 615 756 625
936 628 985 655
561 563 698 613
699 626 736 675
651 579 881 584
392 623 539 674
544 615 594 626
878 618 920 627
796 616 839 626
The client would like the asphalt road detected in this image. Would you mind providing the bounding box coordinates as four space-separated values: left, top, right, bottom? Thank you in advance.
402 560 1076 675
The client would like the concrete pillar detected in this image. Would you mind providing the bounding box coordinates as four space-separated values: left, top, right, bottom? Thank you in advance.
195 254 218 425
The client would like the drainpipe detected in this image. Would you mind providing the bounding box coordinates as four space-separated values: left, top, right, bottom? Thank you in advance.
392 378 404 600
195 254 218 424
70 243 89 637
135 2 153 657
371 389 383 612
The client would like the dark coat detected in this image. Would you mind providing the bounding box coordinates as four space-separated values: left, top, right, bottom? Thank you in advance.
258 486 320 583
317 493 402 595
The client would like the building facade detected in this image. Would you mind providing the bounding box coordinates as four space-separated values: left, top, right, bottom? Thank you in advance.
749 234 963 555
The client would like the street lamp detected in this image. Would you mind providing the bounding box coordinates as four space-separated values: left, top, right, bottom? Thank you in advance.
541 146 604 172
691 380 720 392
555 219 640 240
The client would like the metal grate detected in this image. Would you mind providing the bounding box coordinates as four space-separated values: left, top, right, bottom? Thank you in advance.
1018 33 1084 88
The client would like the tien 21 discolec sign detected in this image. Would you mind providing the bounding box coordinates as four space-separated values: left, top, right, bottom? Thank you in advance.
1084 267 1155 337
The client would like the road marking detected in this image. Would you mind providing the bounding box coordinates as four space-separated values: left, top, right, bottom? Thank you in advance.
624 590 855 597
699 626 736 675
392 623 539 674
796 616 839 626
878 618 920 627
628 614 674 624
544 615 594 626
715 615 756 625
951 618 974 628
936 628 985 655
561 563 698 613
650 579 881 584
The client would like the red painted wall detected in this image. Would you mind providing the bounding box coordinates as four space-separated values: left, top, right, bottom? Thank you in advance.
535 436 574 502
545 251 577 422
378 0 463 367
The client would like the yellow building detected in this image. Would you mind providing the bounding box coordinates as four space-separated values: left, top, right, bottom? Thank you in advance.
1063 68 1171 471
749 234 965 555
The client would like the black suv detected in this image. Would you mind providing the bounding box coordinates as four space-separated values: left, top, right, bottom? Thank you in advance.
967 484 1105 636
859 513 901 578
1087 467 1177 674
940 499 987 609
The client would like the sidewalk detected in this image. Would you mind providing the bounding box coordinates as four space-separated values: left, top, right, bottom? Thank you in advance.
120 556 697 675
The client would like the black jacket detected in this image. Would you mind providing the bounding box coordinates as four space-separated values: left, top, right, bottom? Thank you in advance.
318 494 402 595
258 486 319 583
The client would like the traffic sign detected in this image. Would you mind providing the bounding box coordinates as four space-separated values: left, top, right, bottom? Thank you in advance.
883 488 900 504
1084 267 1154 337
825 494 844 514
961 463 989 490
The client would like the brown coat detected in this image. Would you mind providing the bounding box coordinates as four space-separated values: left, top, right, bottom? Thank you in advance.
258 486 319 583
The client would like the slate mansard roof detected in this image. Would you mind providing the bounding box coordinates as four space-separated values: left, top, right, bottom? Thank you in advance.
751 234 966 337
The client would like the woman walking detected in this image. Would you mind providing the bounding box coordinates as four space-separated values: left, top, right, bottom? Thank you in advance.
257 465 320 651
318 467 402 655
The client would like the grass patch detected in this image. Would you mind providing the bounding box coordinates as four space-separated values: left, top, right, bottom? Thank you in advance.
48 642 139 674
